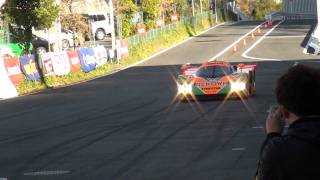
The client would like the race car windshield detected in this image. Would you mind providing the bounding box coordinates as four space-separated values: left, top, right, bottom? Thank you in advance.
196 66 232 78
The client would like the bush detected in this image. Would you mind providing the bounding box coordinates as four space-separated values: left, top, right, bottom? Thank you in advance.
253 0 281 20
118 0 137 37
141 0 161 29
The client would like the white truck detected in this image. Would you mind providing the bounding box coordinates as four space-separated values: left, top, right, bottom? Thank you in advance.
84 13 112 40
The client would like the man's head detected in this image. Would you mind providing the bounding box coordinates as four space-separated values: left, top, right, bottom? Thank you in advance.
275 64 320 120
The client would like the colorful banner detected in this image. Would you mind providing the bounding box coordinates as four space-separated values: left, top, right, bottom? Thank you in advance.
41 53 55 76
67 51 81 73
0 58 18 99
93 46 108 67
3 57 24 85
51 52 71 76
20 54 41 81
77 48 96 73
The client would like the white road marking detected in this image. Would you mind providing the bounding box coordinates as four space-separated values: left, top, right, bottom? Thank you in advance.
232 147 246 151
0 178 8 180
208 22 265 61
264 35 306 39
241 20 285 61
24 170 70 176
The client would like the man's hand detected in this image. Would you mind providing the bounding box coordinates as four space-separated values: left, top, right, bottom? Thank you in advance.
266 105 285 134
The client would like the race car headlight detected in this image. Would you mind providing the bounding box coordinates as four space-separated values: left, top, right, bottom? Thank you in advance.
230 82 246 92
178 83 193 95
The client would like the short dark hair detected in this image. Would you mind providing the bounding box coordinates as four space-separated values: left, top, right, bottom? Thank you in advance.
275 64 320 116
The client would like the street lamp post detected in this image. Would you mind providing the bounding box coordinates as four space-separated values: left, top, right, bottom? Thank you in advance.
191 0 195 16
215 0 217 23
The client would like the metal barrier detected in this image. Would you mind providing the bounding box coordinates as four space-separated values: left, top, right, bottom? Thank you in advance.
265 11 284 22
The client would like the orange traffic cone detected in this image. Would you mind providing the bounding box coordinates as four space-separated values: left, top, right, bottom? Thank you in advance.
251 32 255 39
232 45 237 53
258 28 261 33
243 39 247 46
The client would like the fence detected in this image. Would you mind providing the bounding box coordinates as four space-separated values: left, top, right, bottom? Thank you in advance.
127 12 214 46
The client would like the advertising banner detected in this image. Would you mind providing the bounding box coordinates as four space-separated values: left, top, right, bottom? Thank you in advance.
41 53 55 76
93 46 108 67
20 54 41 81
51 51 71 76
0 58 18 99
67 50 81 73
120 39 129 59
3 57 24 85
77 48 96 73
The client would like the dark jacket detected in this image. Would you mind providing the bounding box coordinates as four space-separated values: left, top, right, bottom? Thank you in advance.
256 117 320 180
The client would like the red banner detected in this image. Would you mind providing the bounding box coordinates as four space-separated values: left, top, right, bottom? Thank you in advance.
3 57 23 85
67 51 81 73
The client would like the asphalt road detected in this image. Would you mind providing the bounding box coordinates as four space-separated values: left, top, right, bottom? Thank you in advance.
0 20 319 180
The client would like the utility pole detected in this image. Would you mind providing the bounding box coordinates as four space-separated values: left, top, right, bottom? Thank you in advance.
215 0 217 23
192 0 195 16
108 0 116 50
200 0 203 15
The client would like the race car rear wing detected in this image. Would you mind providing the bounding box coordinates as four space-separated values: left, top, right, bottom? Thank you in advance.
236 64 257 74
181 64 198 76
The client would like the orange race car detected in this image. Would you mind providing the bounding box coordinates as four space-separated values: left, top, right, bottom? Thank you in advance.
177 61 256 100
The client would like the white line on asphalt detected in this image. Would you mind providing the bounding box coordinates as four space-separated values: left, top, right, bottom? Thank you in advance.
264 35 306 39
242 20 285 61
24 170 70 176
208 22 265 61
0 178 8 180
232 147 246 151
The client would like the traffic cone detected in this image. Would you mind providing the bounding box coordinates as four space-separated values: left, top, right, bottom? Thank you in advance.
232 45 237 53
251 32 255 39
243 39 247 46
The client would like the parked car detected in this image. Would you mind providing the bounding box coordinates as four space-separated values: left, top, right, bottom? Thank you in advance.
83 13 111 40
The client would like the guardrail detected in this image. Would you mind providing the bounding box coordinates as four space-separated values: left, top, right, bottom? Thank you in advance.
265 12 284 22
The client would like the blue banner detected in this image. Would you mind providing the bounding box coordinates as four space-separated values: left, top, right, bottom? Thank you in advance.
20 54 41 81
77 48 97 73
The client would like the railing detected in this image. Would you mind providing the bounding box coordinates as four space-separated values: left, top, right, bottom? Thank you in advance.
265 11 284 22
